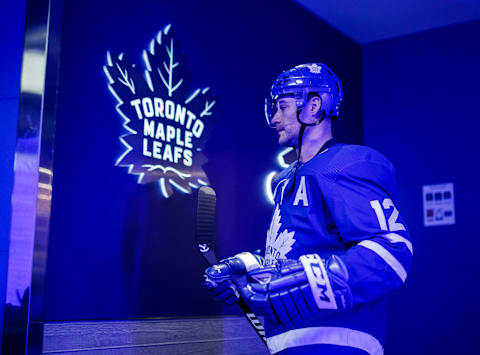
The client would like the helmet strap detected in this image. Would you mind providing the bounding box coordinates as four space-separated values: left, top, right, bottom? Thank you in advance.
287 123 306 198
287 107 327 197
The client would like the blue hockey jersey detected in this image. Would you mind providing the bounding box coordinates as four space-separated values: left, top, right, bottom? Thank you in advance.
264 142 412 355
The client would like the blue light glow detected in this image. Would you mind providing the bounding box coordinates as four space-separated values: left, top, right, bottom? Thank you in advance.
115 136 134 166
142 50 154 92
264 148 295 204
163 24 171 35
185 88 201 104
264 171 277 204
170 179 189 194
149 39 155 55
159 178 168 198
197 179 208 186
104 51 139 181
143 50 152 71
278 148 294 168
189 182 199 189
142 164 192 179
106 51 113 66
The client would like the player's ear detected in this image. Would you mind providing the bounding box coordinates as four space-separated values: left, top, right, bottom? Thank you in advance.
309 96 322 117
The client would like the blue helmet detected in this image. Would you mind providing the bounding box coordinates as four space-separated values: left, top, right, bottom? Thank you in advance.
265 63 343 127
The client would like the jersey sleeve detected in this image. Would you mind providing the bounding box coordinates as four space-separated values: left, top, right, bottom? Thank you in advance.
319 158 413 305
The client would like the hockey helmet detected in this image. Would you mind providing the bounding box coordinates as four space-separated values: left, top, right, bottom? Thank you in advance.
265 63 343 127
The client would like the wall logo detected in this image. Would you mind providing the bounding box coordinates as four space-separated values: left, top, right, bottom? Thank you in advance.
103 25 216 198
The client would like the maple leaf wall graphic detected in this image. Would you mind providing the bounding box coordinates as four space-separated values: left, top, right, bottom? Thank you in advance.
266 205 296 264
103 25 216 198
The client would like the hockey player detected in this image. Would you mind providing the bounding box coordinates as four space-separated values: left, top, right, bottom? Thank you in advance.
203 63 412 354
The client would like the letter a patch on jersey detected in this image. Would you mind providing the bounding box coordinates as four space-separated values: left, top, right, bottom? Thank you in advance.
293 176 309 206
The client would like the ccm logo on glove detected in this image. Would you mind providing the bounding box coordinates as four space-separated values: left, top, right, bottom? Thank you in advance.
300 254 337 309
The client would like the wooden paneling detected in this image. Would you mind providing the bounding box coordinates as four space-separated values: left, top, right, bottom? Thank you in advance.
42 316 268 354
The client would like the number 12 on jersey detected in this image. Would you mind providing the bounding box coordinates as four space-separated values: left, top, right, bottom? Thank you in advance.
370 199 406 232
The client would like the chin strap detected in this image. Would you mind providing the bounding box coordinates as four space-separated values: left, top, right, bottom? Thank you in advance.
287 123 305 197
287 108 326 197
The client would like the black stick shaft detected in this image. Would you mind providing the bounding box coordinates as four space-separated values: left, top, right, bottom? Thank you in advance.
195 186 268 347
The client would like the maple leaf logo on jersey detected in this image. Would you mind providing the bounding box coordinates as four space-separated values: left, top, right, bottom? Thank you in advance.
265 204 296 264
103 24 216 198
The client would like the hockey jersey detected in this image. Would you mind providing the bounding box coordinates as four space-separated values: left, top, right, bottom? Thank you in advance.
264 142 412 355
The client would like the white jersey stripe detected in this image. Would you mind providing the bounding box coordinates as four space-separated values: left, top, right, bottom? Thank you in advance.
384 232 413 255
266 326 384 355
358 240 407 282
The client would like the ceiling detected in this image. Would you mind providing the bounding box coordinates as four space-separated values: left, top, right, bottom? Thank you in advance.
295 0 480 44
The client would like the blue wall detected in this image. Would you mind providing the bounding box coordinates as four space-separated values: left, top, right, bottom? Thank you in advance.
363 20 480 354
43 0 362 321
0 0 26 342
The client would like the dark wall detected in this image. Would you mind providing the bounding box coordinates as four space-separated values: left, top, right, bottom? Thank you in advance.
44 0 362 321
0 0 26 340
363 20 480 354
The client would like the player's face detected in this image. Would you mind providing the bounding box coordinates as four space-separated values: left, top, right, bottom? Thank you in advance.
270 97 301 147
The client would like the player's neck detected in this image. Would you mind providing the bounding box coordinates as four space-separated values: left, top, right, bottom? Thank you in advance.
297 126 333 163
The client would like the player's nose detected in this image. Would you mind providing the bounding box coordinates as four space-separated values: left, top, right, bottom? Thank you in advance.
270 111 281 126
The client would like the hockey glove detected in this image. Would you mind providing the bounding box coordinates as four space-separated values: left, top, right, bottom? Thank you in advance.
202 251 264 306
240 254 353 325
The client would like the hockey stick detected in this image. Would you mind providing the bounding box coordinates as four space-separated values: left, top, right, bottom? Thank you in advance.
195 186 268 347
